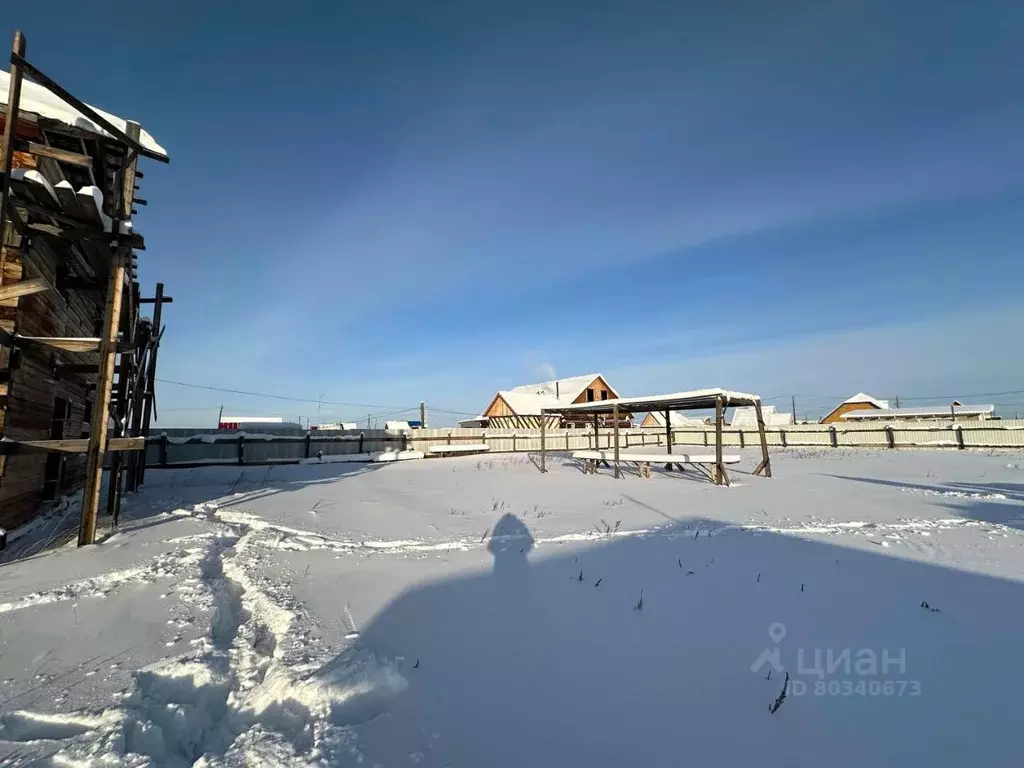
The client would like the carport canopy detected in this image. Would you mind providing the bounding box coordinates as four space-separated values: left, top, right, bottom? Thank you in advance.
539 388 772 484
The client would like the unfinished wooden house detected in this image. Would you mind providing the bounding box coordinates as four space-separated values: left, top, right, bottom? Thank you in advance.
0 32 170 543
479 373 630 429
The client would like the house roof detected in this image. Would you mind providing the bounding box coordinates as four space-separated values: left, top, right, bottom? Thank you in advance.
644 411 706 427
482 373 615 417
731 405 794 427
842 392 890 409
508 373 612 402
842 405 994 420
1 70 168 160
545 388 761 415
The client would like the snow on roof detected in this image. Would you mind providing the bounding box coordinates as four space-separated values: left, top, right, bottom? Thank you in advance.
1 70 167 160
842 405 995 420
731 405 794 427
493 390 563 416
508 373 610 404
842 392 890 409
548 388 761 414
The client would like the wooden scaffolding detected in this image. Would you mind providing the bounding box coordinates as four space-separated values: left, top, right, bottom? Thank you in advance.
0 31 171 543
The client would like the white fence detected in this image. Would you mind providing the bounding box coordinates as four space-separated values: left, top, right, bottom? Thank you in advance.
144 419 1024 468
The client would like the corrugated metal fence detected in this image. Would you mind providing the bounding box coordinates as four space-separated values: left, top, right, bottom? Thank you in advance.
145 420 1024 468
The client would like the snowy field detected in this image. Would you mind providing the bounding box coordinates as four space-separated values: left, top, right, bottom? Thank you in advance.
2 449 1024 767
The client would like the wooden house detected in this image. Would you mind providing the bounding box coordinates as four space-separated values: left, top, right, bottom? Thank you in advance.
820 393 889 424
480 373 629 429
0 32 170 542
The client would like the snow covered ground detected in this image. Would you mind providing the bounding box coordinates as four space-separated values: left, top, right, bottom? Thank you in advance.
2 449 1024 766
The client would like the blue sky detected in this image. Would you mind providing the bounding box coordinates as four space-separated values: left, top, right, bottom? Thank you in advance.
11 1 1024 425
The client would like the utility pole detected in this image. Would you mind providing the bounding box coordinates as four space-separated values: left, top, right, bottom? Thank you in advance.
317 394 323 427
893 395 901 408
366 415 371 430
217 404 223 427
420 401 427 429
791 395 797 425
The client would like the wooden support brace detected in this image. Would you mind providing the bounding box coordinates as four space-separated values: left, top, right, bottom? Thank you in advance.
0 276 49 301
0 436 144 455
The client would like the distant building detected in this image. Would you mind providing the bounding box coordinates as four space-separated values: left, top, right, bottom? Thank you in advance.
479 373 628 429
639 411 706 429
217 416 304 432
311 422 358 431
730 405 794 427
842 404 995 422
820 393 890 424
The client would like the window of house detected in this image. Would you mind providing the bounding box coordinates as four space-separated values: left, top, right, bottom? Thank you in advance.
601 391 609 400
587 389 595 402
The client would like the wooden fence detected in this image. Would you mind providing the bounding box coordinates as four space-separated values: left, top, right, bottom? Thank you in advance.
144 419 1024 468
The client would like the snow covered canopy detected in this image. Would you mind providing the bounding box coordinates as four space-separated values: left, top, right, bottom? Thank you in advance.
1 70 167 161
544 388 762 415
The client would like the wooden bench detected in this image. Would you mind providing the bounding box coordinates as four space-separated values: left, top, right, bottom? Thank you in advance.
427 443 491 455
570 450 741 480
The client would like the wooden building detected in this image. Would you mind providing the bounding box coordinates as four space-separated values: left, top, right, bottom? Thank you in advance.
0 32 170 541
820 393 889 424
480 373 628 429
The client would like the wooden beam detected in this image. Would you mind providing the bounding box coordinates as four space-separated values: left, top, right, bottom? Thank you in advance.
11 53 169 164
0 275 49 301
0 436 143 455
753 399 772 478
15 139 92 167
139 296 173 304
613 403 621 478
135 283 165 489
540 409 547 473
13 334 133 353
714 395 728 486
0 32 26 252
80 120 140 546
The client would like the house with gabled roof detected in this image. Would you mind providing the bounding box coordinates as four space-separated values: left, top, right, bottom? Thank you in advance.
820 392 890 424
479 373 627 429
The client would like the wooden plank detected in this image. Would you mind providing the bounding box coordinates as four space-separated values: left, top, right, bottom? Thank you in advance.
18 139 92 168
79 120 139 546
0 275 49 301
13 335 133 353
0 436 144 454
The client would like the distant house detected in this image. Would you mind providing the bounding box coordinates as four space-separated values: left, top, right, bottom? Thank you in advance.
311 422 358 431
730 405 794 427
639 411 706 429
842 405 995 422
479 373 626 429
820 393 890 424
218 416 304 432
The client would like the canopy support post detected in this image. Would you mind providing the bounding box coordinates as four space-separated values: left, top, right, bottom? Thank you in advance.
613 403 621 478
753 399 773 477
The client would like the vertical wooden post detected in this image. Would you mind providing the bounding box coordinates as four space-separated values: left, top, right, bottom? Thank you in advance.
238 433 245 464
885 425 895 449
79 123 141 546
714 395 726 485
593 412 599 450
613 404 621 478
753 399 772 477
829 425 838 448
136 283 166 489
0 32 26 243
159 433 168 466
664 410 673 470
955 424 965 450
304 432 311 459
540 412 547 472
